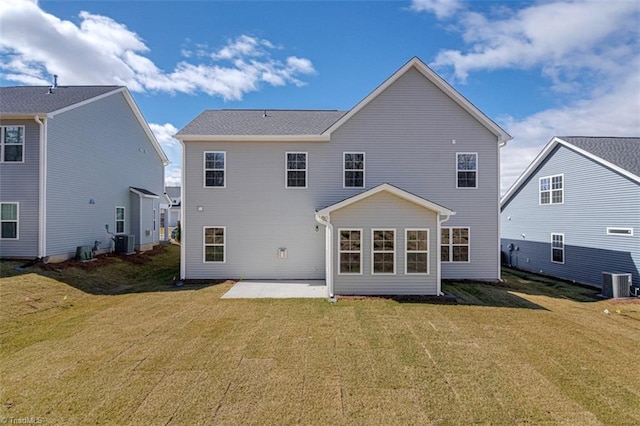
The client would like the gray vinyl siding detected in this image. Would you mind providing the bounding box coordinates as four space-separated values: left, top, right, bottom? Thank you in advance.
0 120 40 258
45 92 165 260
184 68 502 281
501 145 640 287
331 191 439 295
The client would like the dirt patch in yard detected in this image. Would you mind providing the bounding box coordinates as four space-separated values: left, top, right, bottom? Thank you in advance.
37 244 169 271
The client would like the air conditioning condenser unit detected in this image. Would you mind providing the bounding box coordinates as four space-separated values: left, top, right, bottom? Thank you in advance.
602 272 631 298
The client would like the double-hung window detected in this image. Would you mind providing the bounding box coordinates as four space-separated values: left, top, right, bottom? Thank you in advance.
204 227 225 263
339 229 361 274
372 229 395 274
551 233 564 263
286 152 307 188
344 152 365 188
0 202 18 239
406 229 429 274
115 206 125 234
441 227 470 262
456 153 477 188
204 152 226 188
1 126 25 162
540 174 563 204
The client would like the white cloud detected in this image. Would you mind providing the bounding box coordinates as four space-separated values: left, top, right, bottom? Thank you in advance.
410 0 462 19
411 0 640 193
149 123 181 187
0 0 316 100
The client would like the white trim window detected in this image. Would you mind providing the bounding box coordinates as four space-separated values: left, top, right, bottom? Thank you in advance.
344 152 365 188
606 227 633 236
0 202 18 239
456 153 477 188
551 233 564 264
285 152 307 188
338 229 362 274
115 206 125 234
540 174 563 205
1 126 25 163
204 226 225 263
204 151 226 188
441 227 470 262
372 229 395 274
406 229 429 274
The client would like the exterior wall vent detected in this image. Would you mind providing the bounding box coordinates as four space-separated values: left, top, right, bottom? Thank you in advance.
602 272 631 298
115 235 136 254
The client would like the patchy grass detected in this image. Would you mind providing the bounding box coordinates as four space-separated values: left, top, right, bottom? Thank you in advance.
1 247 639 424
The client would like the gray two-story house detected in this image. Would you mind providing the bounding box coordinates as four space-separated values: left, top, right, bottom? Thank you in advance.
0 85 169 262
501 136 639 288
175 57 511 296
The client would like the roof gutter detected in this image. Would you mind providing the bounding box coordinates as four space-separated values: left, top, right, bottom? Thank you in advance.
34 115 47 259
175 134 330 143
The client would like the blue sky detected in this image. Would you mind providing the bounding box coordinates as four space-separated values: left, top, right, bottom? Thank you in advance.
1 0 639 192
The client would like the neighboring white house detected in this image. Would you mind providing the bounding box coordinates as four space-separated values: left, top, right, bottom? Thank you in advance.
0 85 170 262
175 57 512 296
501 136 639 288
164 186 182 227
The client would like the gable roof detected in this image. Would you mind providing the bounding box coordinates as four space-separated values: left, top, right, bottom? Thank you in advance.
0 85 169 165
316 183 455 217
501 136 640 208
176 110 347 141
323 57 511 143
0 86 121 116
175 57 511 144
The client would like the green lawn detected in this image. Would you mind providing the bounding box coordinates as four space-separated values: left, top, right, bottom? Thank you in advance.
1 245 639 424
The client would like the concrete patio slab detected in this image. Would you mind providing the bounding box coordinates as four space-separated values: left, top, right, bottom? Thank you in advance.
221 280 327 299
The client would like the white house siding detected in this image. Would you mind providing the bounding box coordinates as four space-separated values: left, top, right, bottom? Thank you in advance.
331 191 439 295
0 120 40 258
501 145 640 286
183 67 502 281
45 92 165 260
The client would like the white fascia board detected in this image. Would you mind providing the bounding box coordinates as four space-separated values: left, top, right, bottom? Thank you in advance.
555 137 640 184
120 89 171 165
46 87 170 166
501 136 640 209
174 134 330 142
317 183 455 216
322 57 512 144
48 87 124 117
129 187 160 199
500 136 558 208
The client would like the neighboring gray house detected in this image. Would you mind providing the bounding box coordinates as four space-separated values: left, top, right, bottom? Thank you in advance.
164 186 182 227
175 57 512 296
501 136 639 287
0 85 170 262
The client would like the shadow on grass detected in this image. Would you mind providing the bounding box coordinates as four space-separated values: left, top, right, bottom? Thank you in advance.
0 244 228 296
338 267 601 310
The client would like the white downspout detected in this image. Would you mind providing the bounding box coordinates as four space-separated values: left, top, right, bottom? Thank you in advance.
315 213 334 299
437 212 453 296
34 116 47 259
179 139 186 280
497 136 509 280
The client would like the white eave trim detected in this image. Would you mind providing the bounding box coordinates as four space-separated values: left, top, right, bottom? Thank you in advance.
500 136 640 208
130 187 160 199
321 57 512 144
317 183 455 217
174 134 330 142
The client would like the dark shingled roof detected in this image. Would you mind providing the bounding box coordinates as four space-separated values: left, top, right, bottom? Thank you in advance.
0 86 121 115
561 136 640 177
177 109 348 136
